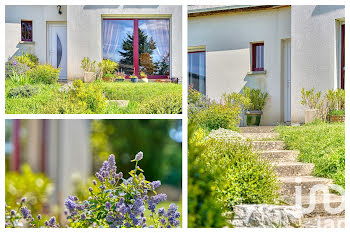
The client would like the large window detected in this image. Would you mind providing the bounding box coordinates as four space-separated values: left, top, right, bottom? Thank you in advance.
252 42 264 71
103 18 170 78
21 20 32 42
188 51 206 95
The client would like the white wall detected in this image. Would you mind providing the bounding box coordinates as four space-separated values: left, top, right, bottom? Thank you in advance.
188 7 291 125
291 5 345 123
5 5 67 64
67 5 182 80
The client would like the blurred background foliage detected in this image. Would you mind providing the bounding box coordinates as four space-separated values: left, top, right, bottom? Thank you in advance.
91 119 182 187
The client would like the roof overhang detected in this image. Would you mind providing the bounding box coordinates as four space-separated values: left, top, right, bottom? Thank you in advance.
188 5 290 17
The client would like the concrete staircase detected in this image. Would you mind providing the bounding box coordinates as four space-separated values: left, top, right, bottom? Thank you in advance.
240 126 345 228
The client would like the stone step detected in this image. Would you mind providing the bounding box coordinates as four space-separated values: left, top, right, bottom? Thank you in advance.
251 141 285 151
302 215 345 228
278 176 333 196
240 126 275 133
282 194 345 217
241 133 280 140
275 162 314 176
260 150 299 162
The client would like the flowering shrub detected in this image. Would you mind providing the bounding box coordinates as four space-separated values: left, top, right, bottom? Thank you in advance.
5 57 30 79
26 64 60 84
5 152 181 228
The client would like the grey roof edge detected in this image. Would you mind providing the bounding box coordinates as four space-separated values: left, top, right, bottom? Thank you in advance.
188 5 290 17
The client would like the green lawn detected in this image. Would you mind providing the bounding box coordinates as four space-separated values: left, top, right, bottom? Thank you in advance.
5 80 182 114
275 120 345 188
144 201 182 227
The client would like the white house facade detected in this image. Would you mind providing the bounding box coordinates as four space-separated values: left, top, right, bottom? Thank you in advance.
5 5 182 81
188 5 345 125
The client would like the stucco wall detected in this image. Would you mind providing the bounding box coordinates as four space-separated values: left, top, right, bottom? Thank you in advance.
291 5 345 123
5 5 67 64
188 7 291 125
67 5 182 80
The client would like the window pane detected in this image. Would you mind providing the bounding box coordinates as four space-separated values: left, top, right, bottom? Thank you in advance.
103 19 134 75
138 19 170 76
188 52 206 95
21 21 32 41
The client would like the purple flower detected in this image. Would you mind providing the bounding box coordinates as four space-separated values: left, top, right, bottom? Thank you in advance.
133 152 143 162
80 213 86 220
48 216 56 227
88 187 93 192
37 214 41 220
158 207 165 216
45 221 49 226
20 207 30 219
64 210 68 215
21 197 26 203
93 180 97 185
10 210 16 216
106 202 111 210
64 196 78 213
151 181 161 189
108 154 115 167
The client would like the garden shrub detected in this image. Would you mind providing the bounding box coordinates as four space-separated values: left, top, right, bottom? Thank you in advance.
5 152 181 228
139 91 182 114
188 86 209 119
14 53 39 68
61 80 107 114
200 129 280 208
5 164 53 219
5 57 30 79
188 126 227 228
196 102 241 131
101 59 118 75
242 86 268 111
8 84 38 98
26 64 60 84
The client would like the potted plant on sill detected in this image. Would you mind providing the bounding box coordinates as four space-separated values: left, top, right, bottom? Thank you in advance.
81 57 96 83
130 75 138 83
243 86 268 126
300 88 322 123
139 71 148 83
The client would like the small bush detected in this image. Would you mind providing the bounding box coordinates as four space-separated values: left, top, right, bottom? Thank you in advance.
81 57 96 72
101 59 118 75
201 131 280 208
26 64 60 84
188 126 227 228
5 57 30 79
196 102 241 131
242 86 268 111
8 84 37 98
8 70 31 85
139 91 182 114
14 53 39 68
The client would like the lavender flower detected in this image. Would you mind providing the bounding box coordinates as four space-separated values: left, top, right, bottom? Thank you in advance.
89 187 93 192
45 221 49 227
151 180 161 189
65 196 78 213
20 206 30 219
10 210 16 216
80 213 86 220
158 207 165 216
48 216 56 227
37 214 41 220
93 180 97 185
105 202 111 210
21 197 27 203
132 152 143 162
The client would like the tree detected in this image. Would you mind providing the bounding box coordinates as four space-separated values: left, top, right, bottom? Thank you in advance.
119 29 156 72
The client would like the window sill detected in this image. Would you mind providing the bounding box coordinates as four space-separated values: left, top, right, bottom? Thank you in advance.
247 70 266 75
19 41 35 44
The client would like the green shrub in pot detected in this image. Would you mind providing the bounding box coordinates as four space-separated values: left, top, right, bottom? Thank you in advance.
242 87 268 126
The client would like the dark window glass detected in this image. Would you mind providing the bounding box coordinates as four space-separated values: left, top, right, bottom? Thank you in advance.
21 20 32 41
252 43 264 71
188 51 206 95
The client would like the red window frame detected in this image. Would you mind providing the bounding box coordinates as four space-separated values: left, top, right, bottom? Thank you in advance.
103 18 170 79
252 42 264 71
21 20 33 42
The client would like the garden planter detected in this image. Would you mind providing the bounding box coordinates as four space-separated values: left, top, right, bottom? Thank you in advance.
328 115 345 123
83 72 96 83
140 78 148 83
131 78 138 83
305 109 318 123
102 76 114 82
245 110 263 126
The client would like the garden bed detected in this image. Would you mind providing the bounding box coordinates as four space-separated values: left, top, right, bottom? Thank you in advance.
5 80 182 114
